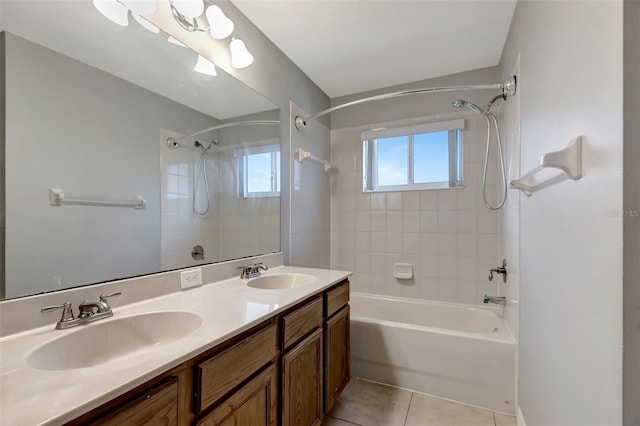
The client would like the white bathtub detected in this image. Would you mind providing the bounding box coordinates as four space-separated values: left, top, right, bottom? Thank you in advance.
350 292 516 414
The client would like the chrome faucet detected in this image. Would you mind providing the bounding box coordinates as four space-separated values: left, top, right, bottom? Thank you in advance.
41 291 122 330
489 259 508 283
238 262 269 279
483 295 506 306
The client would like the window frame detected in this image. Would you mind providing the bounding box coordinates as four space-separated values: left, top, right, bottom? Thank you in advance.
362 119 465 192
235 140 280 198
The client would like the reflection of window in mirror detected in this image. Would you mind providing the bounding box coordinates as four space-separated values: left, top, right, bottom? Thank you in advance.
236 142 281 198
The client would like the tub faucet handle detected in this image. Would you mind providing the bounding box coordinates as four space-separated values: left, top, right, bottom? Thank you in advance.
489 259 508 283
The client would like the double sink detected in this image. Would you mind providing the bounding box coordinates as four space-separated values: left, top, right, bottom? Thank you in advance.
26 273 316 371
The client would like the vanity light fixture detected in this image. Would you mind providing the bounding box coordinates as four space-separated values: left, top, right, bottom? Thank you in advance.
93 0 129 26
206 5 234 39
121 0 157 17
168 36 187 47
194 55 217 76
229 37 254 69
168 0 254 68
171 0 205 20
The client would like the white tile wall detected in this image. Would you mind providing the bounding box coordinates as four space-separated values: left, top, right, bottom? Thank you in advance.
330 112 501 305
160 130 221 271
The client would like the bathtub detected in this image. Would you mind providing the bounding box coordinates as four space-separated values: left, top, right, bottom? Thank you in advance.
350 292 516 414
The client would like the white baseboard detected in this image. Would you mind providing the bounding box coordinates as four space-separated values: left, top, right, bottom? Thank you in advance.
517 407 526 426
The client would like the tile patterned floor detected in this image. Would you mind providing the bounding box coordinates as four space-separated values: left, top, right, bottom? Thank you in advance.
323 378 516 426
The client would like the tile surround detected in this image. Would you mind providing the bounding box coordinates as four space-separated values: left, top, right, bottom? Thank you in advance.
330 112 501 304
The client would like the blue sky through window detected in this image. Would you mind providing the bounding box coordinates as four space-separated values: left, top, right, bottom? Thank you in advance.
414 131 449 183
247 153 272 193
377 136 408 186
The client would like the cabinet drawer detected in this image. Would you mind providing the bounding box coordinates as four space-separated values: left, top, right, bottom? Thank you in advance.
325 281 349 318
196 365 277 426
91 377 178 426
282 298 322 350
197 324 276 413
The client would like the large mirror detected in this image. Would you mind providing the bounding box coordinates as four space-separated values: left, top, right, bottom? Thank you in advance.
0 0 281 299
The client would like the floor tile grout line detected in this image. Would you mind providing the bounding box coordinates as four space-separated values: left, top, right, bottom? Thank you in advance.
327 414 363 426
403 392 415 426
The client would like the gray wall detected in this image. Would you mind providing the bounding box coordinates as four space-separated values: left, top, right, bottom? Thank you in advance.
4 33 219 298
500 1 623 424
330 66 500 129
624 0 640 423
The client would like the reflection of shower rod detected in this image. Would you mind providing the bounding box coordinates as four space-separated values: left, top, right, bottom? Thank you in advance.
167 120 280 149
294 78 517 130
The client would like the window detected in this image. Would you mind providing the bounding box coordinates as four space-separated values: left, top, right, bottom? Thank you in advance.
362 119 464 192
235 142 280 198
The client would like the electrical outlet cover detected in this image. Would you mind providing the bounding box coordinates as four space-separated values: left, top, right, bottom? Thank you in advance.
180 268 202 289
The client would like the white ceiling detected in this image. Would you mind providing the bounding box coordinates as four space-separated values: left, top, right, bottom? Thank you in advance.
232 0 517 98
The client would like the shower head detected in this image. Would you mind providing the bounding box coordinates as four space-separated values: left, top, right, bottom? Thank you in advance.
451 99 485 115
194 140 213 152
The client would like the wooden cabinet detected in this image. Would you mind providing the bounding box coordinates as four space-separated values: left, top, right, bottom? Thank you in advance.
90 377 178 426
325 306 350 413
282 328 323 426
70 279 350 426
196 365 277 426
282 298 322 350
195 324 276 413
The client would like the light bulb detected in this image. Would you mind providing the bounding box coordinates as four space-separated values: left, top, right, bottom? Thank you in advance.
121 0 156 16
171 0 204 19
230 38 253 69
194 55 217 76
93 0 129 26
132 13 160 33
168 36 187 47
205 5 234 39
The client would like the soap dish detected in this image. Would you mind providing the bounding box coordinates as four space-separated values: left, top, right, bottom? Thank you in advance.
393 263 413 280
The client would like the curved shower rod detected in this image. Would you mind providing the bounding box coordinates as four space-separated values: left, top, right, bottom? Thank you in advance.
294 77 517 130
167 120 281 148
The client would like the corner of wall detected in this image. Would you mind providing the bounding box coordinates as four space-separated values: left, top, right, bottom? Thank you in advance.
0 31 5 299
623 0 640 423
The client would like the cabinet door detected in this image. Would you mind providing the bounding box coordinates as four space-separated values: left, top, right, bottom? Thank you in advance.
197 365 277 426
91 377 178 426
282 328 323 426
325 305 350 413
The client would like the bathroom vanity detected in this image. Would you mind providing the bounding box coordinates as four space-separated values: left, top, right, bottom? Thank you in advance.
0 265 351 425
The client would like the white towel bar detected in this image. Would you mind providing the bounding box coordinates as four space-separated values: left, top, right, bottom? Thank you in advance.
510 136 582 197
296 148 337 173
49 188 146 209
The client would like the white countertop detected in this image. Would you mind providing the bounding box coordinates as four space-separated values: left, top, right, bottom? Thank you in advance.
0 266 351 425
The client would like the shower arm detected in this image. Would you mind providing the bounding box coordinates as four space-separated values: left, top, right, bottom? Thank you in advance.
294 77 517 130
167 120 281 148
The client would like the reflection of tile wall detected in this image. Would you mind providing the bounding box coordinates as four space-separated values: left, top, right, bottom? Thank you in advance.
218 144 280 261
160 130 220 270
330 112 500 305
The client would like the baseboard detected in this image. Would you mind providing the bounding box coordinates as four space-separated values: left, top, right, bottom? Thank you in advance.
517 407 526 426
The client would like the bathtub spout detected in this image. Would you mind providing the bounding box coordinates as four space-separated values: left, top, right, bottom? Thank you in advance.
483 295 506 306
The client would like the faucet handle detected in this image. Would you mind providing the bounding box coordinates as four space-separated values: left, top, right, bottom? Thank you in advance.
41 301 75 322
99 291 122 308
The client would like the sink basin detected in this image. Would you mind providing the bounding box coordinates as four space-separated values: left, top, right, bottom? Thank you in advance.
27 311 203 371
247 273 316 290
